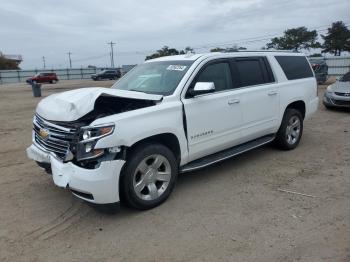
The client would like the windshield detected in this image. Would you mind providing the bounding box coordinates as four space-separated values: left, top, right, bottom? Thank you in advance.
340 72 350 82
112 61 193 95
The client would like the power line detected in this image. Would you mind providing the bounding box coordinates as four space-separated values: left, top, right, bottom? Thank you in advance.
74 53 110 62
47 21 350 67
115 22 350 55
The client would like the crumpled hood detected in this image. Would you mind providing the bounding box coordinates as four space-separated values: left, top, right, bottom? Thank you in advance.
330 81 350 93
36 87 163 122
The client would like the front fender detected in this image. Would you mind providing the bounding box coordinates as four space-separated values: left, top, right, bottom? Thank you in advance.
93 101 189 165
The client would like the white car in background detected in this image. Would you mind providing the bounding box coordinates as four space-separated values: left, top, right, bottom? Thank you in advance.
27 51 319 210
323 71 350 108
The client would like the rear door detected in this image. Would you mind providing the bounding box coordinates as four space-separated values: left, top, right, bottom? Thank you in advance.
182 59 243 161
231 57 279 141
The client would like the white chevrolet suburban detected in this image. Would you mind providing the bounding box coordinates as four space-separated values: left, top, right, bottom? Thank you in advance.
27 52 319 210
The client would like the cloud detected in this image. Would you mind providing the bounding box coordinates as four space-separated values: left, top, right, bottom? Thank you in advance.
0 0 349 68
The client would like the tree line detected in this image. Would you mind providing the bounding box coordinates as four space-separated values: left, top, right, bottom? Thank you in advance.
145 21 350 60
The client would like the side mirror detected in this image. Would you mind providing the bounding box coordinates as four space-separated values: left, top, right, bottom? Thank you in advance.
188 82 215 97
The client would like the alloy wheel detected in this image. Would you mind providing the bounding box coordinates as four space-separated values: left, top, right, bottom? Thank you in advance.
133 154 172 201
286 115 301 145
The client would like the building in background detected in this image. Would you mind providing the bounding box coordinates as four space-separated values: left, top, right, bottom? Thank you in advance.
0 53 23 70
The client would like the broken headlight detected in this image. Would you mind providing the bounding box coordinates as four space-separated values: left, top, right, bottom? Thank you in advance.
76 124 114 161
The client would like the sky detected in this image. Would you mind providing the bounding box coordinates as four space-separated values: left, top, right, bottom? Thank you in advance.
1 0 349 69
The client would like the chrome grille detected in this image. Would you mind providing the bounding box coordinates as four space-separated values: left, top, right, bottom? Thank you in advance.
33 114 78 160
335 92 350 97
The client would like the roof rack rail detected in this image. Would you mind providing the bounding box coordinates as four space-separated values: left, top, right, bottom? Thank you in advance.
222 50 300 53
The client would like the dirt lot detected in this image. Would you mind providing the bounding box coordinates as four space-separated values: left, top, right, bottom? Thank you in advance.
0 80 349 262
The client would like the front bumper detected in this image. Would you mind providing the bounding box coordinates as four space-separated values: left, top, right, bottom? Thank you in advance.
323 93 350 108
26 144 125 204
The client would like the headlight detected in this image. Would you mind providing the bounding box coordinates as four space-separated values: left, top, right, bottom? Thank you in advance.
81 125 114 141
326 85 333 96
76 124 114 161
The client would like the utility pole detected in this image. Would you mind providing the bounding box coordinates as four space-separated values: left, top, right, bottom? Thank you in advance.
42 56 46 69
107 41 116 68
67 52 72 68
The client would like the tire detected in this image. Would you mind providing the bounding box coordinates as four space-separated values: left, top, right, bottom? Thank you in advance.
324 104 333 110
120 143 178 210
274 108 303 150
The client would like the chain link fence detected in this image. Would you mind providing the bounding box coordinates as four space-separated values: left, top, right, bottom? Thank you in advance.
0 68 101 85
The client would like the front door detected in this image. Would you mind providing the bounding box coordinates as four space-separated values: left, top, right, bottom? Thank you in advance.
182 60 243 162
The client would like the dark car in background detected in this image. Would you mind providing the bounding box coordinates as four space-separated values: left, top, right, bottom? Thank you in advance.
26 72 59 84
310 59 328 84
91 69 121 81
323 71 350 109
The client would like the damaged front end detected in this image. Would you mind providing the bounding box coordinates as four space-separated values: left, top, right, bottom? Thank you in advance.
33 92 161 170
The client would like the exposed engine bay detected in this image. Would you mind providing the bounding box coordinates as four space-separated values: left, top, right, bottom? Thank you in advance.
78 95 157 124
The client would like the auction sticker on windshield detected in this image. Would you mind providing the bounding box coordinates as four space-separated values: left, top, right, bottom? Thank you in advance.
167 65 187 71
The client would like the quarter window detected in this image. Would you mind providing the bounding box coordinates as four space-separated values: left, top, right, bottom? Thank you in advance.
195 62 233 92
275 56 313 80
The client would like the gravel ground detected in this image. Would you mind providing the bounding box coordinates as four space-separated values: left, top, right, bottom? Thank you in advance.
0 80 349 262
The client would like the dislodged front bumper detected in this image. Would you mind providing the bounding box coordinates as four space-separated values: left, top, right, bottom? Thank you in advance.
26 144 125 204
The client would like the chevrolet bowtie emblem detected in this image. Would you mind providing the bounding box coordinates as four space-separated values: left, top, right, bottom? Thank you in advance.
39 128 50 139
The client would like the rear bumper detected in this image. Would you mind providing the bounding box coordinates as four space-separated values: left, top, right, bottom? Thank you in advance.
26 144 125 204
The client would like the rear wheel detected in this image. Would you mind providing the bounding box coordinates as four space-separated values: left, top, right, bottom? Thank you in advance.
274 108 303 150
120 143 178 210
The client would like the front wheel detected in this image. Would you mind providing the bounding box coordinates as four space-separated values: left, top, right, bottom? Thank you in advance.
274 108 303 150
120 143 178 210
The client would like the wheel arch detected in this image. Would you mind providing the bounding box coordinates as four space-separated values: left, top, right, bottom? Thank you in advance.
285 100 306 119
126 132 182 164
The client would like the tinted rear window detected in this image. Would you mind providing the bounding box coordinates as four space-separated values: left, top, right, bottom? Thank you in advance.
275 56 313 80
234 57 274 87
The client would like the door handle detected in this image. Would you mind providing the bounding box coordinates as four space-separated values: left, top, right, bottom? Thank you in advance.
268 91 278 96
228 99 240 105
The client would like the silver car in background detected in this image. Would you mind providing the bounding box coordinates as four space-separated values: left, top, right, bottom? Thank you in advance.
324 72 350 109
